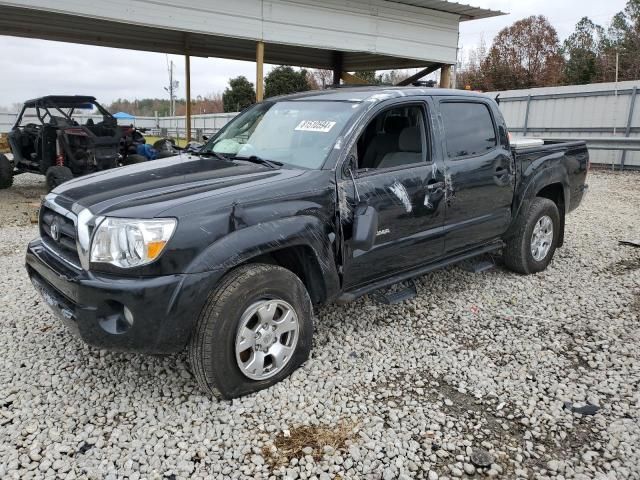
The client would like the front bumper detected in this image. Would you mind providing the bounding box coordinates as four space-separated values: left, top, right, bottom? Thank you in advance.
25 239 222 354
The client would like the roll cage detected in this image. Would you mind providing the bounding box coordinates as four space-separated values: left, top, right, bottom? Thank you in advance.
13 96 115 128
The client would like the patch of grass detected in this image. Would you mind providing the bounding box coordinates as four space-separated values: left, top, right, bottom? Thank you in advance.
144 135 189 148
262 421 357 467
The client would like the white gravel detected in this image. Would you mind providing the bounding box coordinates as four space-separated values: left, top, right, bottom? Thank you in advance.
1 171 639 479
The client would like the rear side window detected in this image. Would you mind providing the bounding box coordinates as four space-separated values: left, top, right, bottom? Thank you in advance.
440 102 497 159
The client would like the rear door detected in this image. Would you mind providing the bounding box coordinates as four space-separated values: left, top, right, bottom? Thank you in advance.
437 98 514 253
339 99 446 288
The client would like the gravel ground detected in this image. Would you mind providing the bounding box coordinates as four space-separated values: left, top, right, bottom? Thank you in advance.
1 171 639 480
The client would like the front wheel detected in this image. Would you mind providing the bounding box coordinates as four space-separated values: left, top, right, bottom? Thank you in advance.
503 197 560 274
188 264 313 399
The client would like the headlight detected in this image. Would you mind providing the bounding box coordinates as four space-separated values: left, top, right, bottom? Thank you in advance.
90 217 177 268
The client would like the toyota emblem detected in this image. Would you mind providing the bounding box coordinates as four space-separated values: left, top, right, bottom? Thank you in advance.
50 221 60 241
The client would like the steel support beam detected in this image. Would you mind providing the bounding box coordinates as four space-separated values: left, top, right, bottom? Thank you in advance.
256 41 265 102
539 136 640 151
332 51 343 86
395 64 443 86
498 88 638 103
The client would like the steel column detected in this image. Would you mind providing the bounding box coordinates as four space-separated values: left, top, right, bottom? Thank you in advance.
332 51 343 86
522 95 532 137
256 41 264 102
439 65 452 89
185 53 191 141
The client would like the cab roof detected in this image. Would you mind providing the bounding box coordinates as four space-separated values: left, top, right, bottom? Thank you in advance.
269 86 493 103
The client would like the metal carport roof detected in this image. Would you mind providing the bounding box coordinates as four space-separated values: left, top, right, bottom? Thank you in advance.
0 0 505 138
0 1 504 70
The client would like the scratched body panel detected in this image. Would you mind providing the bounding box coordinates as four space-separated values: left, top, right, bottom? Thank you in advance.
38 85 589 332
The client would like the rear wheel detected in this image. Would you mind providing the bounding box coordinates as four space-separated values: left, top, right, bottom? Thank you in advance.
188 264 313 399
45 166 73 192
504 197 560 274
0 154 13 189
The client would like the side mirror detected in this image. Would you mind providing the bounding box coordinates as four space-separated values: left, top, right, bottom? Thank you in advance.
352 204 378 251
202 135 209 141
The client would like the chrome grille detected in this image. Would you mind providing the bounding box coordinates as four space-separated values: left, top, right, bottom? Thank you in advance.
40 205 81 269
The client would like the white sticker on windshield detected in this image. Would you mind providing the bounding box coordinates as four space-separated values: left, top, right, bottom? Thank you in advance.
295 120 337 133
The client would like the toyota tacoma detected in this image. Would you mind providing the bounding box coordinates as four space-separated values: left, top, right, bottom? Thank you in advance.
25 87 589 398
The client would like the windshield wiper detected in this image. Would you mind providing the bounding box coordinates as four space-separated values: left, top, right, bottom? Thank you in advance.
232 155 283 169
198 150 229 162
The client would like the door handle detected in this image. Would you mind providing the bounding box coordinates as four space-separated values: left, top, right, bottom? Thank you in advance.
426 181 445 192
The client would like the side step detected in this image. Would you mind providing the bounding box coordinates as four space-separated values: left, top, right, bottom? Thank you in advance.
336 240 504 304
459 254 496 273
371 279 417 305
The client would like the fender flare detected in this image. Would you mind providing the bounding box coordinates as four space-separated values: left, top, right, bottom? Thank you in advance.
506 162 570 239
185 215 341 302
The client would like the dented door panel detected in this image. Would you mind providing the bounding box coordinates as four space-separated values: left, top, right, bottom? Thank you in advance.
341 164 446 288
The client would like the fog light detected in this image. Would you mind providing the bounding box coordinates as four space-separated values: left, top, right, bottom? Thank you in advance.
98 302 134 335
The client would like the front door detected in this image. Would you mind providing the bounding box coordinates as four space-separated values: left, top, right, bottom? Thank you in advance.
437 99 515 253
339 100 446 289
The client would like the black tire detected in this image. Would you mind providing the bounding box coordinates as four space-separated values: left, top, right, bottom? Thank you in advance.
45 166 73 192
503 197 560 274
0 154 13 189
189 264 313 399
122 154 146 166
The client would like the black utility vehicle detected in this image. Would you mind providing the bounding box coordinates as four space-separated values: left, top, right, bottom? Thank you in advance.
1 95 145 191
25 87 589 398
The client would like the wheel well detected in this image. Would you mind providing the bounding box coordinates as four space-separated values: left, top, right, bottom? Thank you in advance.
536 182 565 246
244 246 326 304
536 183 564 210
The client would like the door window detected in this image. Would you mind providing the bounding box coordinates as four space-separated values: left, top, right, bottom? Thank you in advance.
354 105 427 171
440 102 497 159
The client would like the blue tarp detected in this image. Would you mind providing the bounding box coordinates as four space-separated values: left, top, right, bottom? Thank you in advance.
136 143 157 160
113 111 135 119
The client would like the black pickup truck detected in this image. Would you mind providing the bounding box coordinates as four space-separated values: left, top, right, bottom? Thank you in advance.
25 87 589 398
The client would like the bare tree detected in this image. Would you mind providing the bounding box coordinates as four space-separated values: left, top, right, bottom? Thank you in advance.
457 37 489 90
482 15 564 91
309 69 333 89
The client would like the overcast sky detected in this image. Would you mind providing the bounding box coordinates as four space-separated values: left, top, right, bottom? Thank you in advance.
0 0 630 110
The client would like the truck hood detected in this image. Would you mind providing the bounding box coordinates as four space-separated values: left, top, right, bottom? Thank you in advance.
53 154 306 217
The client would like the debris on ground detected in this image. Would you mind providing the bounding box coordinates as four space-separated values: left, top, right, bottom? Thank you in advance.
469 447 494 467
262 422 357 467
619 239 640 248
563 401 601 416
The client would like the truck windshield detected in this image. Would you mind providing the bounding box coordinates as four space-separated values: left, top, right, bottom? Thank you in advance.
203 100 360 169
